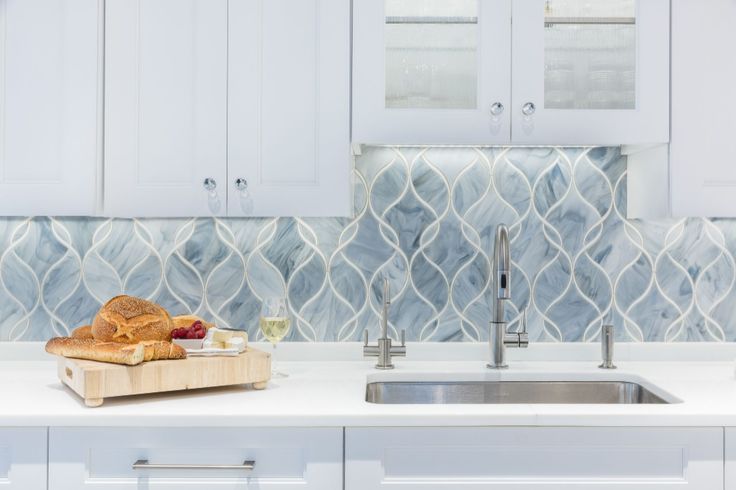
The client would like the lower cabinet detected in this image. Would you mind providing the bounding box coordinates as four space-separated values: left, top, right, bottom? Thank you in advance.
0 428 47 490
346 427 723 489
727 428 736 489
48 427 342 490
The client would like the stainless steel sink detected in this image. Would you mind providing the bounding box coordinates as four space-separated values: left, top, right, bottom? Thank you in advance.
365 380 673 404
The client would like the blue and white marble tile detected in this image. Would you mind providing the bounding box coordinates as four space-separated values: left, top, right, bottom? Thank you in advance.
1 146 735 343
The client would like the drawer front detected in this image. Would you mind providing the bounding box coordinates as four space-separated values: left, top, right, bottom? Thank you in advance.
49 427 342 490
346 427 723 489
0 427 47 490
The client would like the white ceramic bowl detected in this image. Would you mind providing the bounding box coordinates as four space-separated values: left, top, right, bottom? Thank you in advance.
172 339 204 350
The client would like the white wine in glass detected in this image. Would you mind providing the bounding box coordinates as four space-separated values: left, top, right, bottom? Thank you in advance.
259 297 291 378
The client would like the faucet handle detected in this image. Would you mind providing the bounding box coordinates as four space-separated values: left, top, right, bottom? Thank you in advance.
363 329 369 347
400 329 405 347
520 308 527 334
517 308 529 348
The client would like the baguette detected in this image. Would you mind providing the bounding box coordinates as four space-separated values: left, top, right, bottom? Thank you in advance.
139 340 187 362
71 325 94 340
45 337 145 366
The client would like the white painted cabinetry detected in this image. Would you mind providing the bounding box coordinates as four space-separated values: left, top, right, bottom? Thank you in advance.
511 0 670 146
669 0 736 217
105 0 351 218
352 0 512 145
48 427 343 490
0 0 101 216
0 428 47 490
228 0 352 217
353 0 670 146
727 428 736 489
346 427 723 489
104 0 228 217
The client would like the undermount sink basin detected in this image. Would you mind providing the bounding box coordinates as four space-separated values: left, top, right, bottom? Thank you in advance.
365 380 674 405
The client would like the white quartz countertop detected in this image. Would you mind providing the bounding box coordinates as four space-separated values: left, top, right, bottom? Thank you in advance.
2 342 736 427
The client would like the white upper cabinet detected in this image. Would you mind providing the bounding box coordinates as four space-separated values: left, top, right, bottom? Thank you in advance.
0 0 101 216
105 0 349 218
229 0 352 217
353 0 512 145
669 0 736 218
104 0 228 217
352 0 669 146
513 0 669 145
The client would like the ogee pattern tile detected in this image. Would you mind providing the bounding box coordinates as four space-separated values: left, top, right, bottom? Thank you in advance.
0 147 733 343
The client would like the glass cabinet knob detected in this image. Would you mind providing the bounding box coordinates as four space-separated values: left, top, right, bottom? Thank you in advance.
522 102 536 116
203 178 217 191
490 102 505 116
234 178 248 191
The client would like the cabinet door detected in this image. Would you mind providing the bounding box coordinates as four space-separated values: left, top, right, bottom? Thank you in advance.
0 428 47 490
512 0 669 145
104 0 227 217
49 427 342 490
728 428 736 489
670 0 736 217
346 427 723 489
0 0 100 216
353 0 511 145
228 0 351 217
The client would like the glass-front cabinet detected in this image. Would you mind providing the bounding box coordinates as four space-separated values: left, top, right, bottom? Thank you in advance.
512 0 669 145
353 0 512 145
353 0 670 145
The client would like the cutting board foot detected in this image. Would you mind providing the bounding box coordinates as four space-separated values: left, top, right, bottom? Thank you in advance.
252 381 268 390
85 397 104 407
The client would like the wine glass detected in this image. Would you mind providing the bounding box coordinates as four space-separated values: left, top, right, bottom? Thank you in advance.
259 297 291 378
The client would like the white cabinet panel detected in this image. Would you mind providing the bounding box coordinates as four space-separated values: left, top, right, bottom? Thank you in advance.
229 0 351 217
511 0 670 145
104 0 227 217
0 0 100 215
49 427 342 490
0 428 47 490
670 0 736 217
346 427 723 489
727 428 736 489
352 0 512 145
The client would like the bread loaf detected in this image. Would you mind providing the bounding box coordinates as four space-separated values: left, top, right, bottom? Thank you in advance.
139 340 187 362
172 314 214 331
71 325 94 340
92 296 173 344
45 337 145 366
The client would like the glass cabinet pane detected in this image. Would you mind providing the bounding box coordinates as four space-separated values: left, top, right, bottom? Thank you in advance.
544 0 636 110
385 0 478 109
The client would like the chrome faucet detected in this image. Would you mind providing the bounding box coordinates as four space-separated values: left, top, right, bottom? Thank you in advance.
364 278 406 369
487 224 529 369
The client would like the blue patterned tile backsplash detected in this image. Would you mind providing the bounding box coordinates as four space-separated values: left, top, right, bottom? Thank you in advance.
1 146 734 342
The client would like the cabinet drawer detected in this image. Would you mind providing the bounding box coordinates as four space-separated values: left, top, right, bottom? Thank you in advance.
0 428 47 490
49 427 342 490
346 427 722 489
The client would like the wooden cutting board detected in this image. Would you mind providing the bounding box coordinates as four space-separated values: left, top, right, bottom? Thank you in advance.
56 348 271 407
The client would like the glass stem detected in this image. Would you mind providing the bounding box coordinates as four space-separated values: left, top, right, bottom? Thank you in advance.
272 342 277 373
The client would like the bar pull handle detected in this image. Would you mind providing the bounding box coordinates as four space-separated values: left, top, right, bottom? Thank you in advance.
132 459 255 471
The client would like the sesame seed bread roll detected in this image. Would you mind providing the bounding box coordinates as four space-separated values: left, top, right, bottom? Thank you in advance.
92 295 173 344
